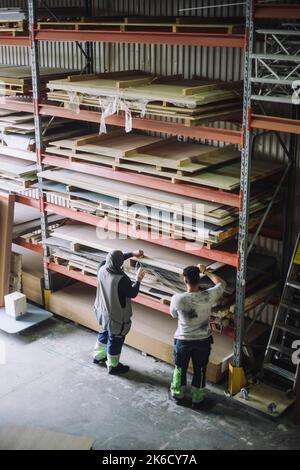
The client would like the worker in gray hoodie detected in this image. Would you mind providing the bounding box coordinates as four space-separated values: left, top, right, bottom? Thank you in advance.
93 249 145 375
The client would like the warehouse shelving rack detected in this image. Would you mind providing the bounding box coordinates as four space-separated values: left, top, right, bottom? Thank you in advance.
1 0 299 392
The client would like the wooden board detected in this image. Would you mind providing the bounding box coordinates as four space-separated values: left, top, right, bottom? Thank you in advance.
39 168 239 226
0 155 36 177
48 133 240 174
0 195 14 307
37 20 243 35
51 223 211 272
233 383 294 418
49 130 164 158
0 426 95 450
0 66 79 96
47 73 241 109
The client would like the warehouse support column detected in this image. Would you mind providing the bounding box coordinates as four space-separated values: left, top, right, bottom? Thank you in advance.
28 0 52 296
229 0 253 395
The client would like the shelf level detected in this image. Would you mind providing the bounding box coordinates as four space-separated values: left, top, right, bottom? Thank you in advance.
45 202 239 267
255 5 300 19
15 194 40 209
35 29 245 48
42 154 242 208
251 114 300 136
39 104 243 145
0 35 30 47
13 237 44 255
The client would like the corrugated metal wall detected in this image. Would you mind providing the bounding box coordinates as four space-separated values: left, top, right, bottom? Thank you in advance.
2 0 299 325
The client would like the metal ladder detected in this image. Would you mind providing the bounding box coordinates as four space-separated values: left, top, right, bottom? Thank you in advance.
263 233 300 385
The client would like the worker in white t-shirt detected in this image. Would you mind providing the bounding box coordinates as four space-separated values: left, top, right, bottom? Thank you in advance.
170 264 227 409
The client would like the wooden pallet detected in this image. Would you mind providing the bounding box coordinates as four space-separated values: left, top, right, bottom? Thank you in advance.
46 132 283 191
37 19 243 34
0 20 25 32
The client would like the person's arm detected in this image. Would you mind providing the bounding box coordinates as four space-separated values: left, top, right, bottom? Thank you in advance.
170 296 178 319
123 250 145 261
118 268 145 306
198 264 227 289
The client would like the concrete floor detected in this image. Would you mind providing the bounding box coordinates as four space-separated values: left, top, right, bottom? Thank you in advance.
0 316 300 450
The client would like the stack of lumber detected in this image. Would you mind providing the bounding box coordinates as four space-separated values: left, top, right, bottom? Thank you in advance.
11 204 65 306
48 282 269 383
12 244 45 306
0 67 79 97
37 16 244 34
45 130 283 190
0 109 89 192
39 163 281 247
47 72 242 126
0 9 26 33
13 203 63 246
44 222 279 327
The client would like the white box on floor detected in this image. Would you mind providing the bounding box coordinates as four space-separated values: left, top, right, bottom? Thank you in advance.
4 293 27 320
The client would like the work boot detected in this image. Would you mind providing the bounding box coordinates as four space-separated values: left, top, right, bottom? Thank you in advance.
93 357 107 366
108 363 130 375
168 391 187 407
191 385 205 409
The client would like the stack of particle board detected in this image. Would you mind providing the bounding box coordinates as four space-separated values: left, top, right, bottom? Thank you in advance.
0 9 26 33
0 109 90 192
44 222 279 327
37 17 244 34
12 244 45 306
13 202 63 246
45 130 283 190
0 67 79 97
38 164 281 247
11 203 65 306
47 72 242 126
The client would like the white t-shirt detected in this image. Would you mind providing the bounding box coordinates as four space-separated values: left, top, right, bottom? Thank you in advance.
170 284 224 341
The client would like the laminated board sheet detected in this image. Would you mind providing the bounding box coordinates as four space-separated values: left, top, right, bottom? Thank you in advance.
45 132 283 190
0 426 94 451
0 195 14 307
0 67 79 97
47 132 240 174
37 18 243 34
47 74 241 109
0 155 36 177
233 383 294 418
39 168 240 226
50 223 211 272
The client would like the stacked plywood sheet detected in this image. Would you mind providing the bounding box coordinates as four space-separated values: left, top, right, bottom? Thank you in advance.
38 17 244 34
0 67 79 97
13 203 63 246
45 130 283 190
47 72 242 127
0 8 26 33
44 222 279 327
39 164 280 247
0 109 90 191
